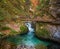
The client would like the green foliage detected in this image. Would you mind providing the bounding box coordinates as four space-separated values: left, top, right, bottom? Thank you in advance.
36 23 50 38
0 27 10 31
0 0 29 35
37 0 50 10
0 0 50 19
37 28 50 37
36 0 50 17
0 0 31 19
0 32 3 38
10 29 18 35
20 25 28 34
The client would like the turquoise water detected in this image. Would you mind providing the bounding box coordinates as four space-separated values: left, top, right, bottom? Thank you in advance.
6 22 50 46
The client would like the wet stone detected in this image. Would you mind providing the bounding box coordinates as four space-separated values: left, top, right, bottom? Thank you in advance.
16 45 35 49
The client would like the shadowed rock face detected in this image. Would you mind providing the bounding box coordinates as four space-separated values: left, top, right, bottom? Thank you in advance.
48 44 60 49
50 0 60 20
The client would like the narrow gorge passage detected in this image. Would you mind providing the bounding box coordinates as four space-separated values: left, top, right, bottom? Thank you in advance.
5 22 50 49
18 22 50 46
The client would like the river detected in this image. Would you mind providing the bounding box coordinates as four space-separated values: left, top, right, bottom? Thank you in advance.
6 22 50 47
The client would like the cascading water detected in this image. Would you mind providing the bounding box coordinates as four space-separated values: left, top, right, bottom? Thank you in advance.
6 22 50 47
25 22 34 38
25 22 34 32
22 22 50 46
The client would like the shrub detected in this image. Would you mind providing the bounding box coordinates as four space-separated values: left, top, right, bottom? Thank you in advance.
10 29 18 35
1 27 10 31
20 25 28 34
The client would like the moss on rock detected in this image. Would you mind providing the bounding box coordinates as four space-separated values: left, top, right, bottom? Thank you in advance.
20 25 28 34
0 22 28 36
36 23 50 38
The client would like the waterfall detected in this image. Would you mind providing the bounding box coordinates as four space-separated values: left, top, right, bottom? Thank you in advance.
25 22 34 32
25 22 34 37
5 22 50 47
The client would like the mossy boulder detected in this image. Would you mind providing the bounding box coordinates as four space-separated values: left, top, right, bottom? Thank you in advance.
36 28 50 38
36 23 50 38
20 25 28 34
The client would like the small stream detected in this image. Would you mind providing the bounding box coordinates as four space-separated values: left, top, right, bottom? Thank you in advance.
6 22 50 47
22 22 50 46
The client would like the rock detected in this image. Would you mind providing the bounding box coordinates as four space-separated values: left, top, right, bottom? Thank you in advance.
0 40 16 49
47 44 60 49
54 31 60 39
49 0 60 20
16 45 35 49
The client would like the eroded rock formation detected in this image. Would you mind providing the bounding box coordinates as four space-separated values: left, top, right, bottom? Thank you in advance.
49 0 60 20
